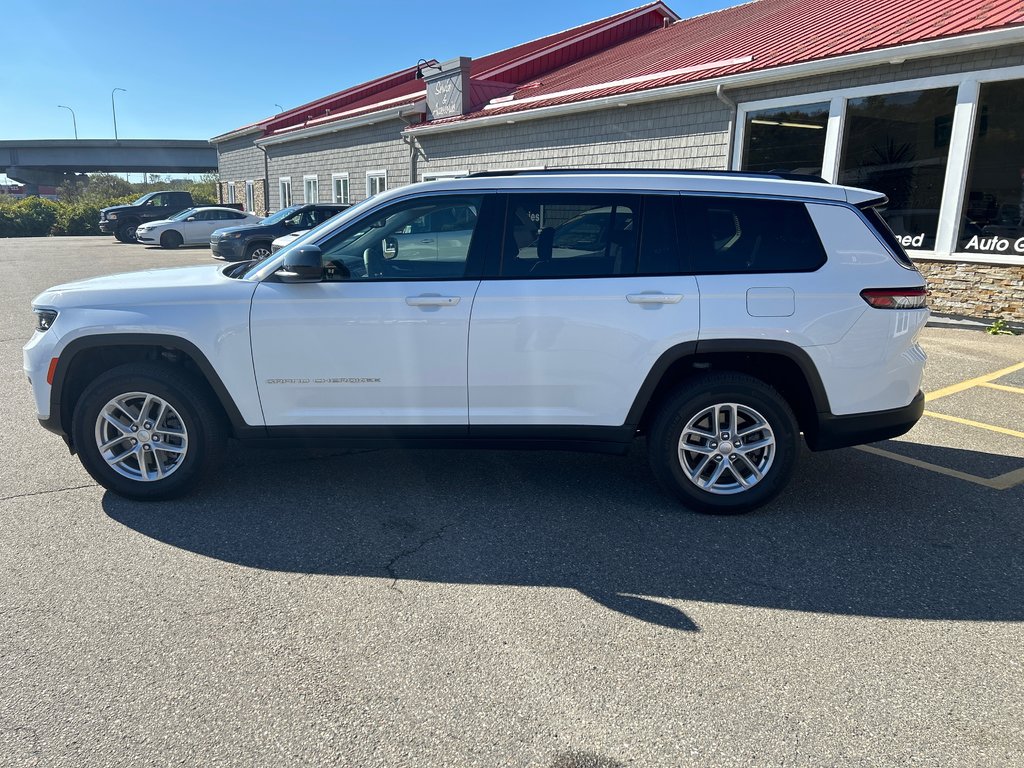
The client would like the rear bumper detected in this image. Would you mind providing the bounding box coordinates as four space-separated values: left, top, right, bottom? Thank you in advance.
808 390 924 451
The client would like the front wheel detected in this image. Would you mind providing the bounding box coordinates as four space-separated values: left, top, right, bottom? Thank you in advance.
244 242 272 261
117 221 139 243
71 363 226 500
647 373 798 515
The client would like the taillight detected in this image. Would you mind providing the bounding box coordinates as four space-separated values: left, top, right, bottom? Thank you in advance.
860 287 928 309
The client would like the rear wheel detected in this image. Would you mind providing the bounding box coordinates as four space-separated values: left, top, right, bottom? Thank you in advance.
117 221 139 243
245 242 272 261
160 230 183 249
71 363 226 500
648 372 798 515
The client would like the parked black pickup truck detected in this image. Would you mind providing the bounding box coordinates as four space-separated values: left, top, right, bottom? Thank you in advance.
99 191 243 242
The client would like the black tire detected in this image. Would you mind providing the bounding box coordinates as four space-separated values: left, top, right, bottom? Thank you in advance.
71 362 226 501
647 372 798 515
160 230 183 249
244 241 273 262
113 230 125 243
117 221 140 243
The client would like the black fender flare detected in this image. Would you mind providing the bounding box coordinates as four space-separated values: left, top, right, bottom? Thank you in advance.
45 333 259 439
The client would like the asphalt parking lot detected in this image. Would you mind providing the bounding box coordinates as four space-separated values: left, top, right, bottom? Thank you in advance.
1 236 1022 767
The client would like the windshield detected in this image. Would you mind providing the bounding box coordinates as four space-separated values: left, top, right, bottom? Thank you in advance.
259 205 302 226
242 197 379 280
169 208 197 221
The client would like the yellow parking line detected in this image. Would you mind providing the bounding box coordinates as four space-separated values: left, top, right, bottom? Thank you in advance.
980 382 1024 396
925 361 1024 402
922 410 1024 439
855 446 1024 490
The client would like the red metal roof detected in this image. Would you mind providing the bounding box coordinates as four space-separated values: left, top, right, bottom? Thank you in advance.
231 2 675 140
422 0 1024 125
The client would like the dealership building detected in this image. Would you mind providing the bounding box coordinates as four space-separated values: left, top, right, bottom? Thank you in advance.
213 0 1024 322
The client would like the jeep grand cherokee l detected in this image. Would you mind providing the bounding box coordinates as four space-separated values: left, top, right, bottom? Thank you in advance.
25 170 928 514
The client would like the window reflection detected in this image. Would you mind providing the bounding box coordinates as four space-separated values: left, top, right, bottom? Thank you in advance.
742 102 829 175
838 87 956 250
958 80 1024 256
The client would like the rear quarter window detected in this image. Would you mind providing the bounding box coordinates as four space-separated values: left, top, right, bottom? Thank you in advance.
683 196 827 274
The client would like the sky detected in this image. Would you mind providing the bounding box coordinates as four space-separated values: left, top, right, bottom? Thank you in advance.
0 0 739 143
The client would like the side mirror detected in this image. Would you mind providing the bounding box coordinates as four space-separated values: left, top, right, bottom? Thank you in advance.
275 244 323 283
186 216 196 222
383 236 398 260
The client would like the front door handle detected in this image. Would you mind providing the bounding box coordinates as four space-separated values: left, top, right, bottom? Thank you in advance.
626 293 683 305
406 295 460 307
419 238 434 244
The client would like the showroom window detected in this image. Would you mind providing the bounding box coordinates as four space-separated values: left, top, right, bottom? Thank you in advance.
367 170 387 197
837 87 957 251
245 180 255 212
332 173 350 205
303 175 319 204
279 177 292 208
741 101 829 175
958 79 1024 256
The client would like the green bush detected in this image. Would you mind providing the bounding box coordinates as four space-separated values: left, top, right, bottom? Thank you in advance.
0 197 59 237
52 202 103 236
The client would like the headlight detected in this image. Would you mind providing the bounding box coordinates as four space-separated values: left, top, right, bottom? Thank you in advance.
34 309 58 333
221 232 242 240
107 213 118 220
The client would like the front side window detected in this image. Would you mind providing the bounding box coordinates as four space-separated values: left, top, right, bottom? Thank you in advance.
742 101 829 175
683 196 826 274
500 194 638 278
279 178 292 208
303 175 319 204
318 195 484 281
144 194 166 207
838 87 957 250
958 79 1024 256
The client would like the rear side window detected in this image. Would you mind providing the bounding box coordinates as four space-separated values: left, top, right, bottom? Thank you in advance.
637 195 683 274
859 205 916 268
500 194 639 278
683 196 827 274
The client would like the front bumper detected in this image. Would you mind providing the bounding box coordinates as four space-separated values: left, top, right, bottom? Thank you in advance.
211 238 244 261
136 231 157 243
808 390 925 451
99 220 116 234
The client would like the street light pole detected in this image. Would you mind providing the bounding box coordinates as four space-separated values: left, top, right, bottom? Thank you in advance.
57 105 78 139
111 87 126 141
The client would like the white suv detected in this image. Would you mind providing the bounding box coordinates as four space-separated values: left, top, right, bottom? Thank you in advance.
24 170 929 513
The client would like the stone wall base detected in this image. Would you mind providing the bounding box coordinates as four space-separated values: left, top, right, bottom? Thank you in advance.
915 260 1024 323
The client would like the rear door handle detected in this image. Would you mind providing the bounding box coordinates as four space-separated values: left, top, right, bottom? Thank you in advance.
406 295 461 307
626 293 683 305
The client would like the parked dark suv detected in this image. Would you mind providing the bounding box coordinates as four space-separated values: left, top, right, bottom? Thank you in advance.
210 203 348 261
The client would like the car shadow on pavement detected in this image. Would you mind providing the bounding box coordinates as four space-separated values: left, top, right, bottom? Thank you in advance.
102 440 1024 631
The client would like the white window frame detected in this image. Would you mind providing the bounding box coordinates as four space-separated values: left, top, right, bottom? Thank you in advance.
331 172 350 204
227 182 236 204
421 169 470 182
366 169 388 198
279 177 292 209
303 174 319 204
733 63 1024 265
245 180 255 213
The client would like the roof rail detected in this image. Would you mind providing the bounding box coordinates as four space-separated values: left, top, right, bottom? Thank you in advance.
467 168 830 184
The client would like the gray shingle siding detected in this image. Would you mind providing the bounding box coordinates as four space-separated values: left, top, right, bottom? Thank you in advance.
265 120 412 210
213 43 1024 204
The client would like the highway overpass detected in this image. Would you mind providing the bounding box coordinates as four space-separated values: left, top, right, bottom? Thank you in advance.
0 139 217 192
